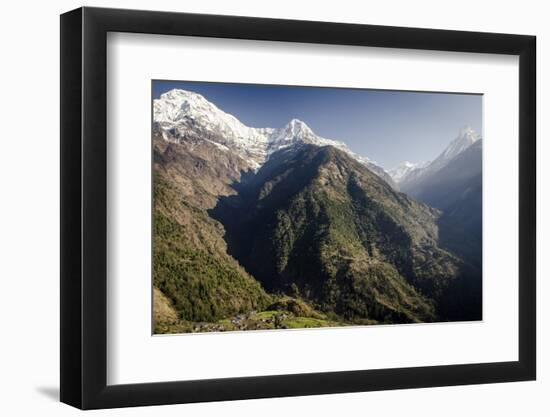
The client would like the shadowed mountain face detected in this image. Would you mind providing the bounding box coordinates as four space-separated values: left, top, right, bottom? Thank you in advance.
153 134 272 327
210 145 480 322
402 140 482 210
401 140 482 268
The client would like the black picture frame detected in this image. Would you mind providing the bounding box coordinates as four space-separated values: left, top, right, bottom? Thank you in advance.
60 6 536 410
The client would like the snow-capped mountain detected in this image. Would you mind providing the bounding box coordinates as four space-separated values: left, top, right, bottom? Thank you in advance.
395 126 481 187
388 161 421 183
154 89 272 169
154 89 391 182
424 126 480 175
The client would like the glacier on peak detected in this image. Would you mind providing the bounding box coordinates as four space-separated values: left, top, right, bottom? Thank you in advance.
154 89 380 174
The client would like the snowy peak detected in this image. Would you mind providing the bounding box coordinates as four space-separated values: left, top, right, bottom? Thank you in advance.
154 88 384 176
155 89 222 124
154 89 273 169
439 126 481 162
270 118 316 145
286 118 313 136
154 88 267 144
389 161 420 182
268 118 351 155
284 118 315 140
397 127 481 187
424 126 480 175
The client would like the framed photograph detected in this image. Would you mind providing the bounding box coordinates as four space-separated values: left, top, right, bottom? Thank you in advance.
60 7 536 409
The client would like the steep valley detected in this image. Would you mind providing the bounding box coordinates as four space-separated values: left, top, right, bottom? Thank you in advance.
152 88 482 333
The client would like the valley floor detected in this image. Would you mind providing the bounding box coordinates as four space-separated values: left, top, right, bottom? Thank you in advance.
155 309 375 334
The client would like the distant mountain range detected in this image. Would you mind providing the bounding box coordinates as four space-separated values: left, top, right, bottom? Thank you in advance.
388 161 423 183
389 126 481 189
152 88 482 333
389 127 483 268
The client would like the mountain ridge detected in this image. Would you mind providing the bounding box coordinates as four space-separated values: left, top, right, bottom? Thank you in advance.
391 126 481 187
210 144 479 322
154 88 395 186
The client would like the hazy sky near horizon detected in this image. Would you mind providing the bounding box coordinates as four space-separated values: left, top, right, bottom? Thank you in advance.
153 80 482 169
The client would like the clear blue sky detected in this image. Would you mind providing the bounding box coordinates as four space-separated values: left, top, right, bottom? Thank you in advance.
153 80 482 169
